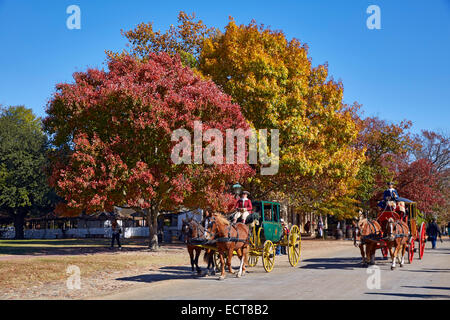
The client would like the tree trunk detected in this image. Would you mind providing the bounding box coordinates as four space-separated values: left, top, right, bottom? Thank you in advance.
13 210 26 240
146 206 159 251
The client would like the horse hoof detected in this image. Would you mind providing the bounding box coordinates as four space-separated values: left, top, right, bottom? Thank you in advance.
236 273 241 278
218 276 225 281
391 266 395 270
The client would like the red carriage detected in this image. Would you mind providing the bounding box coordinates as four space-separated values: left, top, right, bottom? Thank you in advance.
376 197 426 263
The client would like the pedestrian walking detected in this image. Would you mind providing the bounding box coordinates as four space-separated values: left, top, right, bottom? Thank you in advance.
318 216 324 239
447 222 450 239
426 218 442 249
111 219 122 249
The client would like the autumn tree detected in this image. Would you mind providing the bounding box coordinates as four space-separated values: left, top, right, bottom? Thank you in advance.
377 156 445 214
109 11 218 69
199 19 365 215
115 13 366 218
412 130 449 222
354 116 418 211
0 106 56 239
44 53 253 249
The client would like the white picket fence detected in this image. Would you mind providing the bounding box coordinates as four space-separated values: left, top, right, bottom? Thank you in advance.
0 227 150 239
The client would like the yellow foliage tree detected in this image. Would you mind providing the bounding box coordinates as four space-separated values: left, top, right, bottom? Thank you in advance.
116 14 366 217
199 19 365 215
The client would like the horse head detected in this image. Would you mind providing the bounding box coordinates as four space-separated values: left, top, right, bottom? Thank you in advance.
206 213 229 240
385 218 396 242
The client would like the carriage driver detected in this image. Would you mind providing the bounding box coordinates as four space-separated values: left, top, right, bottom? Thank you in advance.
378 181 402 212
383 182 399 203
232 191 253 224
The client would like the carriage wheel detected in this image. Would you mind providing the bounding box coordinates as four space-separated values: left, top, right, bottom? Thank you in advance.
408 237 415 264
419 222 426 260
381 247 388 259
262 240 275 273
248 254 258 267
287 225 301 267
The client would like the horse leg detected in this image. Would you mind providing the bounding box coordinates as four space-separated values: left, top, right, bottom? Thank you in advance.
218 251 226 280
236 247 244 278
399 241 406 267
209 251 216 275
227 246 234 274
195 248 202 275
391 243 399 270
242 245 248 276
359 244 367 266
370 245 376 265
188 247 196 274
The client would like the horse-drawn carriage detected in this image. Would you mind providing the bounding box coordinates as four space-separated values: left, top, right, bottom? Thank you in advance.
246 201 302 272
354 196 426 269
376 197 426 263
182 200 302 279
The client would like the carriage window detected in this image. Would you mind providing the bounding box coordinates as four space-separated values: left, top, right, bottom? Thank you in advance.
264 204 272 221
272 204 279 222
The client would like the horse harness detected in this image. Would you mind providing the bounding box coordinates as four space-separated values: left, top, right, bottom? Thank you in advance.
209 218 249 244
360 220 383 244
385 220 409 240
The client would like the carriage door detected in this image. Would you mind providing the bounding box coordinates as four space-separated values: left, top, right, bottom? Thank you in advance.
263 203 282 242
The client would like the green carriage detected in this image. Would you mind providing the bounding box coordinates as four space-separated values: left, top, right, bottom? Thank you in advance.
246 201 302 272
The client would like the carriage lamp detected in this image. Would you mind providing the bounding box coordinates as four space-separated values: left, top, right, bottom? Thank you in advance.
232 183 242 196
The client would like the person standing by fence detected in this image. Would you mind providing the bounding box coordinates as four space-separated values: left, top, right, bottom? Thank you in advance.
111 220 122 249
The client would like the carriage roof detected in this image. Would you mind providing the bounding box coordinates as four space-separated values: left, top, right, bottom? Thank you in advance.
396 197 415 204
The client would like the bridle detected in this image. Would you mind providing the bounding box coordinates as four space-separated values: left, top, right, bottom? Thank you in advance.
183 219 211 243
385 219 408 241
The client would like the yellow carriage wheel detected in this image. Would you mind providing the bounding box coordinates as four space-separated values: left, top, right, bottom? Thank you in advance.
288 225 301 267
262 240 275 272
248 254 258 267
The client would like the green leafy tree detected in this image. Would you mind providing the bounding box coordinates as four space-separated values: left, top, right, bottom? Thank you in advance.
0 106 55 239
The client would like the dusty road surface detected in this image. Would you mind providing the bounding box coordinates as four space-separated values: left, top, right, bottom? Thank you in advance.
92 239 450 300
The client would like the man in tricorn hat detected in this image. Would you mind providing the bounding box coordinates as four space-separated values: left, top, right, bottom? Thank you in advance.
383 182 399 202
232 191 252 224
379 181 400 211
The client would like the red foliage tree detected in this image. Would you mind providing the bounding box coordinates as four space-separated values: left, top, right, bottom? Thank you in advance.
44 53 253 249
373 155 444 213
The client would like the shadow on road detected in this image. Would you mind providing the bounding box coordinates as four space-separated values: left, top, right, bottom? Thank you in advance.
300 256 390 270
400 268 450 273
115 266 219 284
402 285 450 291
365 292 450 299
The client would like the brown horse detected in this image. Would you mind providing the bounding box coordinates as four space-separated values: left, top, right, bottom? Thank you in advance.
384 218 409 270
181 218 215 275
206 213 249 280
353 218 383 266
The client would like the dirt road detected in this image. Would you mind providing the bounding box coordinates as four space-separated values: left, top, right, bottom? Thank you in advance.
92 239 450 300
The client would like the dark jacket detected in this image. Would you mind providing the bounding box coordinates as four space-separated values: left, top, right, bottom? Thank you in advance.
383 188 399 202
426 222 440 237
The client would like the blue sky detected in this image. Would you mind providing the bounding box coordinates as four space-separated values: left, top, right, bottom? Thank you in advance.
0 0 449 134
